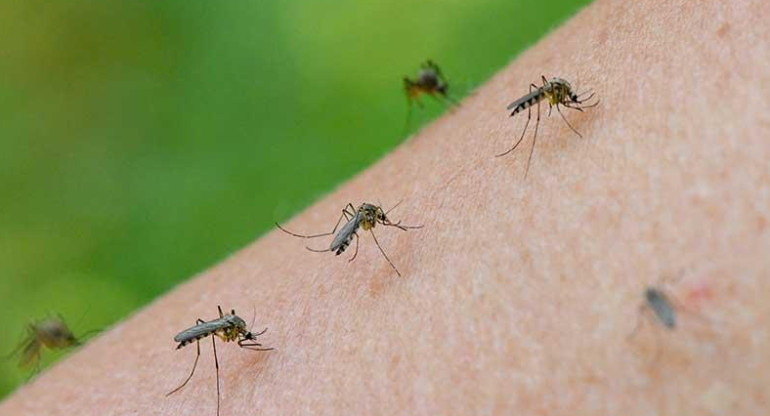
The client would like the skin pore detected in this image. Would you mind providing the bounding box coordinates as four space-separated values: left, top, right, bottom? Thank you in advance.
2 0 769 414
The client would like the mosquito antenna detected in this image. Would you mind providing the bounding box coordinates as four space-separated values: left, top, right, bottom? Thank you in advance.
384 200 403 216
369 230 401 277
249 305 257 333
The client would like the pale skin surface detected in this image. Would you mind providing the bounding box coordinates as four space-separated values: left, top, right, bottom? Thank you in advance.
2 0 770 414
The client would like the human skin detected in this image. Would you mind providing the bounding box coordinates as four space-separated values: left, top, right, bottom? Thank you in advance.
2 0 769 414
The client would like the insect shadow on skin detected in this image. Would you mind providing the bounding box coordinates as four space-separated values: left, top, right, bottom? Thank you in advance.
403 60 460 137
5 313 100 378
498 75 600 178
275 202 423 277
167 306 273 416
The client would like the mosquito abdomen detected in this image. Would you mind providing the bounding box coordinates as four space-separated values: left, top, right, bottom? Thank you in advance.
507 90 545 115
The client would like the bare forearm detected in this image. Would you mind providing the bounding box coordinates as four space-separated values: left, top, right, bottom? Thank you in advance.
2 0 769 414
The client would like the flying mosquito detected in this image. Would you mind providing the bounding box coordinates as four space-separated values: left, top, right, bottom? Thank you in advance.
276 202 422 277
6 314 96 374
498 76 599 177
403 60 458 136
167 306 273 416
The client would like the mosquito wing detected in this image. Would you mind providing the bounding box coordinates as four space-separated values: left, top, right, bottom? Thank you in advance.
173 318 227 343
330 213 361 252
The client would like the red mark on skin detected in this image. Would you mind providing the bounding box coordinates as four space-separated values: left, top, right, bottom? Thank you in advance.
686 282 714 307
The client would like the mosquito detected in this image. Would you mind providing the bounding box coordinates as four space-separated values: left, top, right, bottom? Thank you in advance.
167 306 273 416
497 76 599 178
6 314 95 374
276 202 422 277
403 60 458 136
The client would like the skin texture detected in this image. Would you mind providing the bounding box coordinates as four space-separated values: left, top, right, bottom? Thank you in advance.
2 0 770 414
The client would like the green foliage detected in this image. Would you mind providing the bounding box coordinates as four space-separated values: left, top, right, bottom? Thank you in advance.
0 0 591 398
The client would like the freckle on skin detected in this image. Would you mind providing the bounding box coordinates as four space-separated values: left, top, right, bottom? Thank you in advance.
716 22 730 38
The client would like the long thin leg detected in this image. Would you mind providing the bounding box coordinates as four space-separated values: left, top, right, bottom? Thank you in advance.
348 233 360 262
305 206 356 252
565 97 600 109
238 337 275 351
438 92 460 107
497 84 537 157
3 332 31 360
556 104 583 138
402 98 414 138
369 230 401 277
212 336 220 416
166 337 202 396
524 99 542 179
277 204 355 240
28 352 41 380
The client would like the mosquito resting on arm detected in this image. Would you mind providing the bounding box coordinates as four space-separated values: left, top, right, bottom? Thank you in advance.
276 202 423 277
167 306 273 416
498 76 599 178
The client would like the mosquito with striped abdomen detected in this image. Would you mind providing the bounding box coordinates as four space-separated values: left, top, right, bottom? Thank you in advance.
498 76 599 177
167 306 273 416
276 202 422 277
403 60 458 136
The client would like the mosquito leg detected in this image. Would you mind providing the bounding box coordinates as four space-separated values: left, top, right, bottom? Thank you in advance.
402 98 413 137
212 336 220 416
348 233 360 262
166 337 202 396
3 332 29 360
369 230 401 277
238 339 275 351
275 210 346 240
524 99 542 179
497 84 537 157
556 104 583 138
440 92 460 107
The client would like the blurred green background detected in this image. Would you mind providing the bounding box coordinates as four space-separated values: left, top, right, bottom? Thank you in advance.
0 0 591 398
